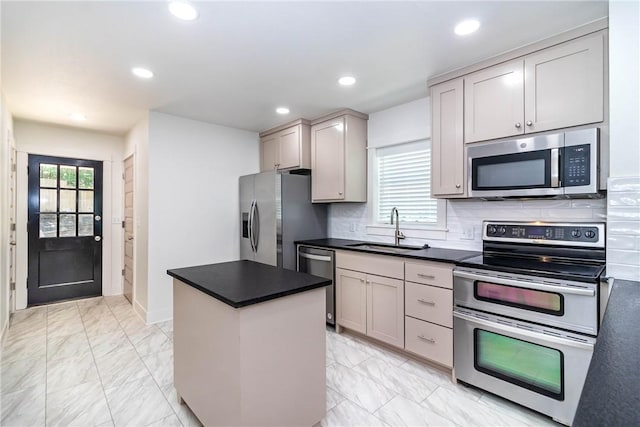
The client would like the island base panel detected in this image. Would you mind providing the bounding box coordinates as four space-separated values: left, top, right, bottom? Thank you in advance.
173 279 326 426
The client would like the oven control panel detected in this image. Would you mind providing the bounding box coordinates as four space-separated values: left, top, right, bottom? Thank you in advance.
484 221 604 247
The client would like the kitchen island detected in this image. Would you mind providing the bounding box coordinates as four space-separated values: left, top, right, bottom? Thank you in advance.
167 260 331 426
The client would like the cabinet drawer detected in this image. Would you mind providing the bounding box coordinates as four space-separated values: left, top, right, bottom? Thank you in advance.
405 282 452 328
336 251 404 279
405 261 453 289
405 317 453 368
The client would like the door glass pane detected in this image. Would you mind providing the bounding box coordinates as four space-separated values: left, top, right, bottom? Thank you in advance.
477 159 546 188
59 214 76 237
59 190 77 212
475 282 563 315
78 191 94 212
78 167 94 189
40 189 57 212
39 214 57 238
60 166 77 189
39 164 58 187
475 329 563 399
78 214 94 236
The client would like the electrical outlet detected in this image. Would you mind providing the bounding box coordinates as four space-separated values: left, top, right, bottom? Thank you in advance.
461 225 475 240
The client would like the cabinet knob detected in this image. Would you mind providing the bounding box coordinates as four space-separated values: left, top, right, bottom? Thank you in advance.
526 121 533 127
515 122 521 128
455 184 461 189
360 279 364 283
338 192 343 196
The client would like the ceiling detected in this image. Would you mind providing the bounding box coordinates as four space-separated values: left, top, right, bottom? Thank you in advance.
1 1 608 135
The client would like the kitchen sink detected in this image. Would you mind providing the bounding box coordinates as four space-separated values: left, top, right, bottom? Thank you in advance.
347 243 426 254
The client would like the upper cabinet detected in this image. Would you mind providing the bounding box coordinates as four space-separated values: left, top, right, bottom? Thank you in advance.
259 120 311 172
463 32 605 143
311 110 368 203
431 79 465 197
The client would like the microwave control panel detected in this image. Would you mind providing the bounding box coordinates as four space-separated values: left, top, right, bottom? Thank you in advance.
563 144 591 187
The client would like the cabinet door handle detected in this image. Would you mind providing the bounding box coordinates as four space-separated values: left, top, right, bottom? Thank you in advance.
417 299 436 306
338 192 343 196
417 273 435 279
515 122 521 128
418 335 436 344
455 184 461 189
526 121 533 127
360 279 365 283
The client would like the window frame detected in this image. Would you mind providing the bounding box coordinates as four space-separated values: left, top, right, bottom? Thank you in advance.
366 138 447 241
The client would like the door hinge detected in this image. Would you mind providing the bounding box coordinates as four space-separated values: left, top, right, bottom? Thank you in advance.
10 223 16 232
10 282 15 291
11 163 16 172
121 269 125 276
122 221 125 228
122 172 125 179
26 165 29 174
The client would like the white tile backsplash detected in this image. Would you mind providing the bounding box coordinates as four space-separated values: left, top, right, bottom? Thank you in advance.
329 198 607 252
607 176 640 281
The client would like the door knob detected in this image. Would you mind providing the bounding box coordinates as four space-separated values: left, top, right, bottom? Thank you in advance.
127 236 134 241
9 241 16 246
95 215 101 221
95 236 102 242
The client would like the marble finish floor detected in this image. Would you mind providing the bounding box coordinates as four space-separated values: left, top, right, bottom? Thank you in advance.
2 296 559 426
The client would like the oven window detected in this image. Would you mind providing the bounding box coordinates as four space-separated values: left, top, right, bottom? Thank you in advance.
472 150 551 190
475 281 564 316
474 329 564 400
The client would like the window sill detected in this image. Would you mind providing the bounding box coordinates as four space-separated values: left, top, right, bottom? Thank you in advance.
366 224 448 241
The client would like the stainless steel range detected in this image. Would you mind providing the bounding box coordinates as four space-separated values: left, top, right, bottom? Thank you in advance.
453 221 606 426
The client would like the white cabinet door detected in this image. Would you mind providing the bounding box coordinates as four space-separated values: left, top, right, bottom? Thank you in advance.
278 125 301 170
366 274 404 349
464 60 525 143
311 118 345 201
431 79 465 197
335 268 366 334
260 134 278 172
524 33 604 133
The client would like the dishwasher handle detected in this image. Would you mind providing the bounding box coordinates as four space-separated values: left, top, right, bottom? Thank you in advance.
299 252 333 262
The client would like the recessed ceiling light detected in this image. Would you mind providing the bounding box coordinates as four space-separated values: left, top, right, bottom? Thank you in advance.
338 76 356 86
169 1 199 21
454 19 481 36
132 67 154 79
69 113 86 122
276 107 290 115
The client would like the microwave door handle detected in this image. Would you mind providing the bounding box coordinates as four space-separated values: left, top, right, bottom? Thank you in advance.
454 270 595 296
550 148 560 188
453 311 594 350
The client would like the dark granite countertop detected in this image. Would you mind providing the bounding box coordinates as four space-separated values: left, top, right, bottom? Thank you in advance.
296 238 480 264
167 260 331 308
574 279 640 426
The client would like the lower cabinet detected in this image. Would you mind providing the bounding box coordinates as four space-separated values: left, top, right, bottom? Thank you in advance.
336 267 404 348
336 252 454 366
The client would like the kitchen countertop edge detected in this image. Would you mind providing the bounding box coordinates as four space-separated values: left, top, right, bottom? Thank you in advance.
295 238 480 263
167 261 331 309
573 279 640 426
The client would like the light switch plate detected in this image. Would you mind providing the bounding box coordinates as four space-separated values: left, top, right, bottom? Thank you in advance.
461 225 475 240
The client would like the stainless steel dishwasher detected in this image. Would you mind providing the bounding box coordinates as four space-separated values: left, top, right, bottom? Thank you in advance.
297 245 335 325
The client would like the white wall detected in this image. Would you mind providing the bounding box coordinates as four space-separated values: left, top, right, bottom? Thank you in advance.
124 115 149 317
144 112 259 323
606 0 640 281
329 97 607 251
12 120 125 308
0 92 14 336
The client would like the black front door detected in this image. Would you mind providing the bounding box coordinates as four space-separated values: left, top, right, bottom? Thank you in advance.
28 155 103 305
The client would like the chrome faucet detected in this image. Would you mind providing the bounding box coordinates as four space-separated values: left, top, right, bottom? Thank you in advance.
390 207 405 246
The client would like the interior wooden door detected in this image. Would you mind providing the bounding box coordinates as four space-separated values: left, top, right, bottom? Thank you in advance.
123 155 134 304
27 155 103 305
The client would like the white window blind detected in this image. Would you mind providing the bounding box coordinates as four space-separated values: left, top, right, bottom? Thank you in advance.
376 140 438 224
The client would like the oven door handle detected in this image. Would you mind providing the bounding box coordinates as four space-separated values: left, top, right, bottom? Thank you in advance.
454 271 595 297
453 311 594 350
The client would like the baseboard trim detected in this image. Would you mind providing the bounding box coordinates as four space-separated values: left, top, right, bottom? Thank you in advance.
146 307 173 325
133 299 148 323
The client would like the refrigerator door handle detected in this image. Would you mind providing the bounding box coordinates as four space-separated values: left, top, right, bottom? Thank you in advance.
248 200 256 252
252 202 260 252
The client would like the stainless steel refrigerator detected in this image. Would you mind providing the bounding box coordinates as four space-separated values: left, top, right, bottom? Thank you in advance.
240 171 327 270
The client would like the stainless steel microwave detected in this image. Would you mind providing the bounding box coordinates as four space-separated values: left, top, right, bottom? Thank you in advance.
467 128 602 199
